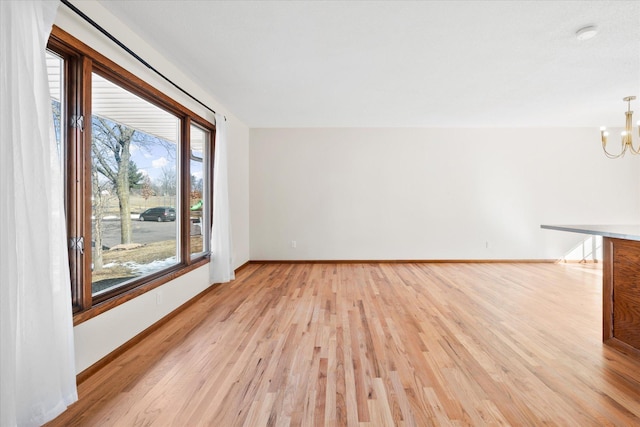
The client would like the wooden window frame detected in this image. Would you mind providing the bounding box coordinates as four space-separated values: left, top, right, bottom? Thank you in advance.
47 26 215 324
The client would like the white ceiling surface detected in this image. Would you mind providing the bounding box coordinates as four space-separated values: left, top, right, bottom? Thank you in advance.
94 0 640 128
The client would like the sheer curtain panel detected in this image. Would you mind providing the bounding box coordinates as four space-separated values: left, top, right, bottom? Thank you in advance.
210 114 235 284
0 1 78 426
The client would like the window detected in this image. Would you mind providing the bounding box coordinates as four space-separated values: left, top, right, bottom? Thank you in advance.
47 27 214 319
189 124 210 259
47 51 64 163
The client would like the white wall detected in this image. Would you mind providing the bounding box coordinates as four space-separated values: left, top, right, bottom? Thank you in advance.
250 128 640 261
55 1 250 373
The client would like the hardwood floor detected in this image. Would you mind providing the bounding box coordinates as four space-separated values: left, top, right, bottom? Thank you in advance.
47 262 640 426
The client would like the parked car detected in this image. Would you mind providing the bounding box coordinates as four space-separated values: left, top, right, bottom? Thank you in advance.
138 207 176 222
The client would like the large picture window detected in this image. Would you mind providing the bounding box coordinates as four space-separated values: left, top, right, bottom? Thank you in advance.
47 27 214 320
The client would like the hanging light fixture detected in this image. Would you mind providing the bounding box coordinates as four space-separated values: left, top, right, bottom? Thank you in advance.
600 96 640 158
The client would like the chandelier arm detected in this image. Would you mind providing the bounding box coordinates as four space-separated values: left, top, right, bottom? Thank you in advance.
602 148 626 159
602 140 626 159
602 147 626 159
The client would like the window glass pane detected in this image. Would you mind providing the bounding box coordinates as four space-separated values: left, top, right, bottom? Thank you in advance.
91 72 180 296
46 51 64 161
190 124 209 258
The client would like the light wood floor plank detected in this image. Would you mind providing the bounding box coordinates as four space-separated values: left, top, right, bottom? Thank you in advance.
47 262 640 426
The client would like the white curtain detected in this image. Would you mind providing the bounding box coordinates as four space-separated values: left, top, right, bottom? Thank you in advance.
209 113 235 284
1 1 78 426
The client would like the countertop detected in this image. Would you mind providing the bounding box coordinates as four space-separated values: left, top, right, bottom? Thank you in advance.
540 224 640 242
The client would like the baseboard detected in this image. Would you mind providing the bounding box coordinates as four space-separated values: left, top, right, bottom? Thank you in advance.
76 261 249 385
557 259 600 264
234 260 252 271
249 259 558 264
75 282 218 385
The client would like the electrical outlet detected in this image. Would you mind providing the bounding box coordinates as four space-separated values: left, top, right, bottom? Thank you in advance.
485 241 489 249
156 291 163 305
291 240 297 248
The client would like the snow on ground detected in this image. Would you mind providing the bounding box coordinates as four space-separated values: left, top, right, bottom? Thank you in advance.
122 257 177 275
101 257 176 275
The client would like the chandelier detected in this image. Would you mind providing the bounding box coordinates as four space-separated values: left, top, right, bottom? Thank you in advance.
600 96 640 158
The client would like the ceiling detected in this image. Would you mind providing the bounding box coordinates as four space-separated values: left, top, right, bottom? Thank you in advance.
93 0 639 128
